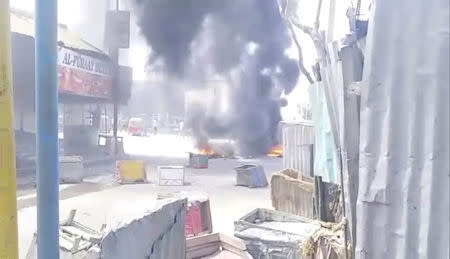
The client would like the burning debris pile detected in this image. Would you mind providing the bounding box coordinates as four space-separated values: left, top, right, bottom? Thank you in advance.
267 144 283 157
197 144 214 157
134 0 299 156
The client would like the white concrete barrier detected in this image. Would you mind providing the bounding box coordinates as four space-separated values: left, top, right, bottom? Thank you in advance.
26 199 187 259
100 198 187 259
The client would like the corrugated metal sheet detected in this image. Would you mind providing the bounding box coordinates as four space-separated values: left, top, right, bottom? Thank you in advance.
318 41 363 249
335 44 363 252
281 121 315 178
356 0 449 258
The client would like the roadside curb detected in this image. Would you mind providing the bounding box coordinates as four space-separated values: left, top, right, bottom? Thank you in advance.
83 156 115 168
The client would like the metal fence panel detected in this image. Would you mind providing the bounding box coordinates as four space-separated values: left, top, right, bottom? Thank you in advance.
335 44 364 250
281 121 315 178
356 0 449 258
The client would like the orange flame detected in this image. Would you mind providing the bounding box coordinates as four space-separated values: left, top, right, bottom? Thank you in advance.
267 144 283 157
198 146 215 156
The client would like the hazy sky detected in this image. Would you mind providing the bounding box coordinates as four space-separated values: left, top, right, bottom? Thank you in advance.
11 0 81 25
9 0 356 79
9 0 367 121
10 0 150 80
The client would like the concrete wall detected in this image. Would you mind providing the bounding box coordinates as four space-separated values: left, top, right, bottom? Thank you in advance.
100 198 187 259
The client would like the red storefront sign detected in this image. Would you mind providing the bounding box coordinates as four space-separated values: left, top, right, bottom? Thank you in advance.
57 47 112 99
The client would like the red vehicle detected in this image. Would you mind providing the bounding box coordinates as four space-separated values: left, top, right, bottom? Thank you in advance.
127 118 145 136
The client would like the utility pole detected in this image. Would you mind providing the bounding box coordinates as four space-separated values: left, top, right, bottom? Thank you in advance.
0 1 19 258
35 0 60 257
107 0 130 156
112 0 120 156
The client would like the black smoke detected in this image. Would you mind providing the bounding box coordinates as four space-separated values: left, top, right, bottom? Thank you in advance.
135 0 299 155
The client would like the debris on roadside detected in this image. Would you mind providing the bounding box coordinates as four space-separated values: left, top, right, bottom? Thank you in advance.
234 208 347 259
158 165 185 186
26 209 104 258
204 139 237 159
234 208 320 259
189 152 209 169
266 144 283 158
26 199 187 259
114 160 146 184
186 233 252 259
157 191 213 237
301 220 347 259
60 156 84 183
235 164 268 188
271 169 315 218
185 198 212 237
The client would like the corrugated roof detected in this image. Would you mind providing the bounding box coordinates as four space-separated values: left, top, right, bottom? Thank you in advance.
356 0 449 258
10 9 105 55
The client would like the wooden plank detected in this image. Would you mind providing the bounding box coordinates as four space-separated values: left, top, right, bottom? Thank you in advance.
186 233 250 258
186 241 220 251
221 243 247 257
186 233 220 248
186 242 220 259
200 200 213 233
271 169 315 218
218 233 247 251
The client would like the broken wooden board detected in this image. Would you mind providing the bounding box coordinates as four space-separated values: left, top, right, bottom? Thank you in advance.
271 168 315 218
186 233 251 259
234 208 320 259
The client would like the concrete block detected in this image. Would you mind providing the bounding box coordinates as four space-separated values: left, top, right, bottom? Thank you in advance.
59 156 84 183
188 153 208 169
25 199 187 259
115 160 146 183
235 164 268 188
101 199 187 259
158 166 185 186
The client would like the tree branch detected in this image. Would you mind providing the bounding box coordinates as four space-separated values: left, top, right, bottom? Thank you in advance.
286 21 314 84
290 17 328 67
314 0 323 30
283 0 289 16
289 18 313 36
278 0 317 84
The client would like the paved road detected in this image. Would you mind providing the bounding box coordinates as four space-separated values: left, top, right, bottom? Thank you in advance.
16 134 284 257
17 163 115 209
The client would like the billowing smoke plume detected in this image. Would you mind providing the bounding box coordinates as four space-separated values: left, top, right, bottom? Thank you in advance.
134 0 299 155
